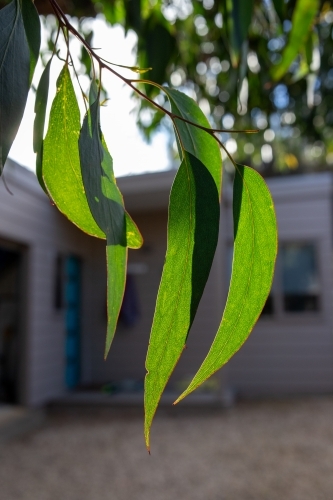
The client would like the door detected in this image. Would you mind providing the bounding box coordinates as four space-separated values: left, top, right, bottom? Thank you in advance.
0 246 21 403
65 256 82 389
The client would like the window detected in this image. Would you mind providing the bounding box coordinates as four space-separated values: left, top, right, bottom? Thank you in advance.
281 243 320 312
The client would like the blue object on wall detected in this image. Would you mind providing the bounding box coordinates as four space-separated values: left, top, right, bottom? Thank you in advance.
65 256 81 389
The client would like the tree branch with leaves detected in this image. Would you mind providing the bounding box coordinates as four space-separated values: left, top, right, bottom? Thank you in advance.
0 0 284 451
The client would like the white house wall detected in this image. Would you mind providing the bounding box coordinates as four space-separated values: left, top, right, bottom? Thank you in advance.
2 161 333 404
0 161 105 405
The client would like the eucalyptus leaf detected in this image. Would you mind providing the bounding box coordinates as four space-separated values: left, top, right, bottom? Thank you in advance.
0 0 30 168
272 0 286 20
21 0 41 84
174 165 277 404
33 58 52 192
226 0 254 68
144 88 223 449
102 140 143 250
163 88 222 195
271 0 319 81
79 94 141 356
43 67 142 253
144 151 220 450
43 65 105 239
88 80 143 249
105 243 127 356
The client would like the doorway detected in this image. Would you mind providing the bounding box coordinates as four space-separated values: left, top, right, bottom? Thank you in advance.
0 246 22 404
65 256 82 389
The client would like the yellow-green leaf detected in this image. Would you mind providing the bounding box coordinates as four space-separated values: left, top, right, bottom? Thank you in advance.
43 65 105 239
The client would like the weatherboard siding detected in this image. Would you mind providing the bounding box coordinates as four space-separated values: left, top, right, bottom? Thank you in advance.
0 161 105 405
1 161 333 404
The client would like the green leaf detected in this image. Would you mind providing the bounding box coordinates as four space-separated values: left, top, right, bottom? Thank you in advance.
43 65 106 239
163 88 222 196
0 0 30 168
144 151 220 450
139 17 176 94
43 67 142 251
79 97 129 356
103 148 143 250
271 0 319 81
272 0 286 20
105 243 127 355
144 88 223 449
174 165 277 404
79 99 126 243
291 54 309 83
226 0 254 68
88 79 142 248
21 0 41 84
33 58 52 192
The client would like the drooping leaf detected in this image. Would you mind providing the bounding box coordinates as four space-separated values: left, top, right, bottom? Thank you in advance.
163 88 222 196
21 0 41 84
88 79 143 248
174 165 277 404
226 0 254 68
139 16 176 96
291 54 309 83
43 65 105 239
33 58 52 192
102 137 143 250
79 97 129 356
271 0 319 81
125 0 142 33
105 242 127 350
0 0 34 169
272 0 286 21
125 212 143 249
144 88 223 449
144 151 220 450
305 29 315 67
43 66 142 251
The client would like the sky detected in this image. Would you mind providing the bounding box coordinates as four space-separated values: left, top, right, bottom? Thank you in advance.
9 16 171 177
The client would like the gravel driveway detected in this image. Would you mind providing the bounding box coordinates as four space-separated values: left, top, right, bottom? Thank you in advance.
1 396 333 500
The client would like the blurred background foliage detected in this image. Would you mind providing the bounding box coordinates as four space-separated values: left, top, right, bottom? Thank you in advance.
2 0 333 176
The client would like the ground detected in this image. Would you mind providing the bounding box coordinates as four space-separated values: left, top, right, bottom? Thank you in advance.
1 396 333 500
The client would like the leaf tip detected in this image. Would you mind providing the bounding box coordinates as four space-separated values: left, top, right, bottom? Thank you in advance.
172 395 182 406
104 343 110 361
144 429 151 453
